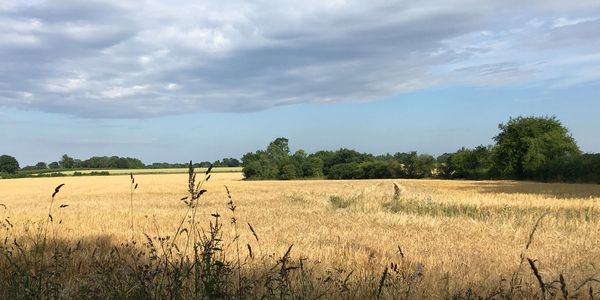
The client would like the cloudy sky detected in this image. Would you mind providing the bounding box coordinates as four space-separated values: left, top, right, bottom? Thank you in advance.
1 0 599 165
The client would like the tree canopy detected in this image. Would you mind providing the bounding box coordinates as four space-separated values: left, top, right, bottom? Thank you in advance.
241 116 598 183
492 116 580 179
0 155 20 174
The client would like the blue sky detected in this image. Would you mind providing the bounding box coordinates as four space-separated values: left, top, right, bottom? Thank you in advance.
1 1 599 166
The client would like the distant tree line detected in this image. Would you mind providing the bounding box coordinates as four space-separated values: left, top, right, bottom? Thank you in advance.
241 116 600 183
2 116 599 183
1 155 241 176
17 155 146 171
146 158 240 169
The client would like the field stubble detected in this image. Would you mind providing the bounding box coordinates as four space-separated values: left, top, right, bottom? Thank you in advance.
1 173 600 298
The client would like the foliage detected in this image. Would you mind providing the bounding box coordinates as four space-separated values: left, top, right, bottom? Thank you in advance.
60 154 75 169
9 155 241 177
20 162 48 171
242 139 438 180
3 115 599 183
438 146 493 179
242 116 598 183
73 171 110 176
0 155 19 174
492 116 580 179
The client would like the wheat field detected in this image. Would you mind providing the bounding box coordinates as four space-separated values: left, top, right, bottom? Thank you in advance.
1 173 600 298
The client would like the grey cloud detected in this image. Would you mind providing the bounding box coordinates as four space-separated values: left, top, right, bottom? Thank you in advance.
0 0 599 117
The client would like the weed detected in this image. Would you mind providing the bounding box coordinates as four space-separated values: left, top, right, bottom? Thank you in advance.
329 195 359 209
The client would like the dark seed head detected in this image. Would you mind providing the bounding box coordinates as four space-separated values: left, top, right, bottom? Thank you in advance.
52 184 65 198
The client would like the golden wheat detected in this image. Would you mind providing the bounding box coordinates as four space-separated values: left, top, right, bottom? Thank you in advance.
1 174 599 297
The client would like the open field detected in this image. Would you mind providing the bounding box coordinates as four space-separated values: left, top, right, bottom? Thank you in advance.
24 166 243 176
1 173 600 298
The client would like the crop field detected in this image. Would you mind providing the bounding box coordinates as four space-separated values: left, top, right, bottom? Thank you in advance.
1 173 600 298
25 167 243 176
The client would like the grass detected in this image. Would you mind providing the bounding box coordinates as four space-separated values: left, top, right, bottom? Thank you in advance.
1 174 600 298
329 194 360 209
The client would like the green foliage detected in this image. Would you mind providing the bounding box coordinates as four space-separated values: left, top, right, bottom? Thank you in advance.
303 156 324 177
493 116 580 179
244 140 446 180
327 162 363 179
532 153 600 183
78 156 145 169
280 164 298 180
242 138 296 180
15 155 239 174
21 162 48 171
60 154 75 169
73 171 110 176
6 116 597 184
241 150 279 179
219 158 241 167
439 146 493 179
267 137 290 159
360 160 396 179
0 155 19 174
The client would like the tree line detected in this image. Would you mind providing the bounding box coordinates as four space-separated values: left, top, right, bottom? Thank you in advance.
241 116 600 183
0 154 241 176
2 116 598 183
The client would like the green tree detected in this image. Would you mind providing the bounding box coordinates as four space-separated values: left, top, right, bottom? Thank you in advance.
493 116 580 179
327 162 363 179
60 154 75 169
414 154 435 178
35 162 48 169
280 164 298 180
321 149 370 177
439 146 493 179
221 158 241 167
267 137 290 159
361 160 393 179
49 162 60 169
303 156 324 178
0 155 20 174
242 150 278 179
394 152 434 178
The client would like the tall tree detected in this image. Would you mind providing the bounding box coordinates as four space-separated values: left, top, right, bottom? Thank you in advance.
267 137 290 159
60 154 75 169
493 116 580 179
0 155 19 174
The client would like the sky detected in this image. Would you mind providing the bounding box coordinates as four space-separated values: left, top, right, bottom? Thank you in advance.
1 0 599 166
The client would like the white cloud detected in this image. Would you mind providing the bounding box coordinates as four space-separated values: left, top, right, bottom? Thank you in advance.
0 0 599 117
101 85 148 99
